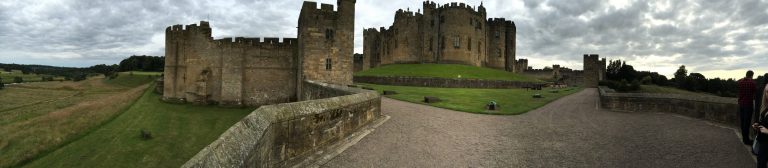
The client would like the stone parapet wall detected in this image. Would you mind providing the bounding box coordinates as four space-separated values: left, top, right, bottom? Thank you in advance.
182 80 381 168
354 76 544 89
598 86 738 127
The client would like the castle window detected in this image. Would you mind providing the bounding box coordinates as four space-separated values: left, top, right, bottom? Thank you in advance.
325 29 334 40
497 48 502 57
478 42 481 54
325 58 332 70
453 36 460 48
440 36 445 50
429 38 433 51
495 31 500 38
468 38 472 51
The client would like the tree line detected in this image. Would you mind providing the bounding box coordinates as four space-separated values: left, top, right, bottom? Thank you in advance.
600 60 749 97
0 55 164 86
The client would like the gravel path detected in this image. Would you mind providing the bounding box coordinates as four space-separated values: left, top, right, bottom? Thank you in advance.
323 88 755 167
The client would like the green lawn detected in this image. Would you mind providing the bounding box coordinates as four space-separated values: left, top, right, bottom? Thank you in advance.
24 85 254 168
355 64 541 82
360 83 582 115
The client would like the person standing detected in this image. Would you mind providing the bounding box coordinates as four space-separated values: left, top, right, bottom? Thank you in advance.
754 81 768 168
757 74 768 126
739 70 757 144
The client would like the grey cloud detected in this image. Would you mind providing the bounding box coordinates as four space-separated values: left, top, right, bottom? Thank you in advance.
0 0 766 79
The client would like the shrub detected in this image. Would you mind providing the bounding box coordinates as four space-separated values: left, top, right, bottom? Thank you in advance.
13 76 23 83
599 80 640 92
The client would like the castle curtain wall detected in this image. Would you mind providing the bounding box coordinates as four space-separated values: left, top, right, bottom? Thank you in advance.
164 22 298 106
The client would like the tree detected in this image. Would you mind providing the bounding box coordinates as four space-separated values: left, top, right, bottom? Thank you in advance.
674 65 687 87
0 77 4 90
688 73 707 91
606 60 622 80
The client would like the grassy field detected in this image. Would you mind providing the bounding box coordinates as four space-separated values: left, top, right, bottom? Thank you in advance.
354 64 541 82
360 83 583 115
0 73 157 168
24 85 254 168
0 70 63 83
629 85 719 97
104 71 161 88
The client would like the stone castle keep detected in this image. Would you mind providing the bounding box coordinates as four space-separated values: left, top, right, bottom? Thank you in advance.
163 0 356 106
362 1 518 72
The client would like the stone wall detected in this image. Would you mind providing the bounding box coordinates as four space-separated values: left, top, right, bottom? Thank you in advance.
354 76 544 89
598 87 739 127
182 80 381 168
163 21 299 106
164 0 357 106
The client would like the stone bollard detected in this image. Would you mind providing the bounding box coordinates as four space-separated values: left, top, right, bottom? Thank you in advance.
140 129 153 140
424 96 441 103
383 90 398 95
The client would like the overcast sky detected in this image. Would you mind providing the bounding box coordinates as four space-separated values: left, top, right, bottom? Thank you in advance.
0 0 766 79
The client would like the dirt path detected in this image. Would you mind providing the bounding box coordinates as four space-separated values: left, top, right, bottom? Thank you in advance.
324 88 754 167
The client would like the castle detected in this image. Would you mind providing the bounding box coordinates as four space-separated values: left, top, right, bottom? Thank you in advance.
162 0 356 106
361 1 517 72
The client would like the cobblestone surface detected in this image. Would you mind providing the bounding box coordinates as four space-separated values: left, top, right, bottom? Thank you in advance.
324 88 754 167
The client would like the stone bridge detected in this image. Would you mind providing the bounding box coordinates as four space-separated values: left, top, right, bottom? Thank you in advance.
323 88 754 167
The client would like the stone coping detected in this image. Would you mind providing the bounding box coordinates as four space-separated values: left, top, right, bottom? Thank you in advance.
598 86 736 104
182 80 380 168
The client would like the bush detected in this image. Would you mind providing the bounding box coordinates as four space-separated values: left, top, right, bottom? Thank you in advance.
599 80 640 92
41 76 54 81
13 76 23 83
106 71 119 80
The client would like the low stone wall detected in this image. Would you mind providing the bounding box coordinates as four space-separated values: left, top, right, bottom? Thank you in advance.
598 86 738 127
183 80 381 168
353 76 544 89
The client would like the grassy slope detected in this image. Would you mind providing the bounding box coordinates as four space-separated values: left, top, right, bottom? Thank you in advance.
361 83 582 115
0 73 156 168
631 85 719 97
354 64 541 82
104 71 160 88
25 85 254 168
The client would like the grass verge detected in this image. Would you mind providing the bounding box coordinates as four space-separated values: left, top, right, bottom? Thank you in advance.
354 64 541 82
360 83 583 115
23 85 254 168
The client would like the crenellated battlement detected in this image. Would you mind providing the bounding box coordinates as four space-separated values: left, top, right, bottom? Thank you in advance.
211 37 298 48
423 1 437 9
437 2 485 15
166 21 212 33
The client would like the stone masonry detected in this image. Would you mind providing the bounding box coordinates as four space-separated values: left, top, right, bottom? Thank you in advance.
363 1 516 71
163 0 356 106
583 54 606 88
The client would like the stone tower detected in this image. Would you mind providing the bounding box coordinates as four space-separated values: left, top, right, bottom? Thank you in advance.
298 0 356 88
363 1 516 72
583 54 606 88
